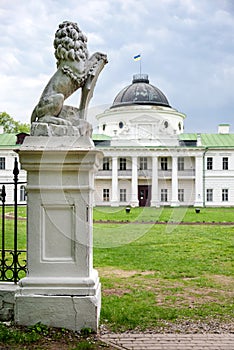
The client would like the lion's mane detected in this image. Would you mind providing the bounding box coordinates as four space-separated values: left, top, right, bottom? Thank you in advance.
53 21 89 67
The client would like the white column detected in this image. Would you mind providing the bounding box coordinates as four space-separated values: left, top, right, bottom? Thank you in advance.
171 156 179 207
130 156 139 207
194 155 203 207
110 156 118 206
151 156 159 207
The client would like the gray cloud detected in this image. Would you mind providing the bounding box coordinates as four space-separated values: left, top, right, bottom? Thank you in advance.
0 0 233 132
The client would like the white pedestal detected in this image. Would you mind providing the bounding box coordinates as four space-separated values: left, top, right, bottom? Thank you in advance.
15 136 103 332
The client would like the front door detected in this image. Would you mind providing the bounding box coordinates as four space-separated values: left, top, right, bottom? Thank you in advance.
138 185 151 207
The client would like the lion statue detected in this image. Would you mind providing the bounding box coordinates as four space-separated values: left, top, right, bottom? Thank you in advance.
31 21 108 136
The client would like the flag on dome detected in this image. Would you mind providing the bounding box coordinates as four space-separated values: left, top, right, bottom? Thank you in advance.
133 54 141 61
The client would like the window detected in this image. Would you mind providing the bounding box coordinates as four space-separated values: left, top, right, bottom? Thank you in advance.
222 189 228 202
119 157 127 170
102 157 110 170
206 189 213 202
119 121 124 129
0 157 6 170
102 124 106 131
120 189 126 202
103 189 110 202
222 157 228 170
161 157 168 171
207 157 213 170
139 157 147 170
20 185 27 202
178 157 184 171
178 189 184 202
161 189 168 202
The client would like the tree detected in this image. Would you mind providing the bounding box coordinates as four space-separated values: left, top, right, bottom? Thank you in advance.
0 112 30 133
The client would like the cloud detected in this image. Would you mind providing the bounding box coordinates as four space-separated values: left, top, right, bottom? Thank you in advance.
0 0 233 132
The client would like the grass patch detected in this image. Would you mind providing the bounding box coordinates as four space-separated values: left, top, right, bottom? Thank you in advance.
94 223 234 331
0 322 110 349
93 206 234 223
0 206 233 333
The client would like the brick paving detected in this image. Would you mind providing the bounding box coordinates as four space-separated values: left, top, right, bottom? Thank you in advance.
101 333 234 350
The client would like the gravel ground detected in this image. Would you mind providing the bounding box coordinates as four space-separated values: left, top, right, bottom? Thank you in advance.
100 319 234 335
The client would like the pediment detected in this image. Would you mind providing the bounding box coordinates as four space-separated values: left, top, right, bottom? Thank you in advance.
130 114 160 124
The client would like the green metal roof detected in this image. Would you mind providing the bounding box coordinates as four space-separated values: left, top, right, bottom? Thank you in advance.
179 133 234 147
179 133 197 141
92 134 112 141
0 133 17 148
201 134 234 147
0 132 233 149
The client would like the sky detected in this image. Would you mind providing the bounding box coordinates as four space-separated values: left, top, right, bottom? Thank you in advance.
0 0 234 133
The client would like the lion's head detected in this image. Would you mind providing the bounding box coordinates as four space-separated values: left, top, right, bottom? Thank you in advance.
54 21 89 67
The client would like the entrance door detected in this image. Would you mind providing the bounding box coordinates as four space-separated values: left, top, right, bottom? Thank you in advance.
138 185 151 207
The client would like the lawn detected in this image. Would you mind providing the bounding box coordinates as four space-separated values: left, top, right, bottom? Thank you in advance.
93 206 234 223
0 206 233 333
94 222 234 331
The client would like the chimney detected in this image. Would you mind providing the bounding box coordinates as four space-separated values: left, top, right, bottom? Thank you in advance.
197 133 202 146
218 124 230 134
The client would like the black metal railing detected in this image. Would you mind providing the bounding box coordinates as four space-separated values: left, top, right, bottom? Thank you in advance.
0 158 27 283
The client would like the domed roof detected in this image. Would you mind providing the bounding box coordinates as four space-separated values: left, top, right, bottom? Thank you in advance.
111 74 170 108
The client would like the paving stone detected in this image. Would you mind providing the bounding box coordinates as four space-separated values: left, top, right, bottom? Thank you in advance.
101 333 234 350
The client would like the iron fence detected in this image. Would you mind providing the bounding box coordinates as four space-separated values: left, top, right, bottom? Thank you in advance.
0 158 27 283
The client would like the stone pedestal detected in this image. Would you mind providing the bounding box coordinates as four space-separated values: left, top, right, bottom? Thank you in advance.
14 136 103 331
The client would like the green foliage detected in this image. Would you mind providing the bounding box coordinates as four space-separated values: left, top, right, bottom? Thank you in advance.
74 340 95 350
0 322 40 344
28 322 49 336
0 111 30 133
80 327 94 337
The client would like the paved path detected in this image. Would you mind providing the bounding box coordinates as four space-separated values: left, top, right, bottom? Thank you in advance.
101 333 234 349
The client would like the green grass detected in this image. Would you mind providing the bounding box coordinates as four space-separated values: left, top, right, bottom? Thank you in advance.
0 206 233 332
0 322 40 344
93 206 234 223
93 218 234 331
94 224 234 277
0 322 103 349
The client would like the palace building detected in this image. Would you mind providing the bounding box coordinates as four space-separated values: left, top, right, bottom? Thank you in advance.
93 73 234 207
0 74 233 207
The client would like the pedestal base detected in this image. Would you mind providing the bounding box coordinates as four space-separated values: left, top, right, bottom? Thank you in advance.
15 282 101 332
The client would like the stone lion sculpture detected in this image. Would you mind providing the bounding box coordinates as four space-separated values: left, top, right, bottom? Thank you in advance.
31 21 108 137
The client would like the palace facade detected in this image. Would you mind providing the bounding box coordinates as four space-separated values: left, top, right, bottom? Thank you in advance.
93 74 234 207
0 74 234 207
